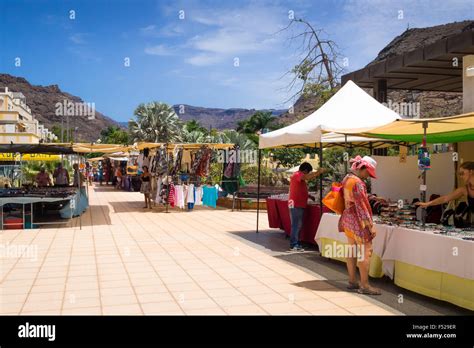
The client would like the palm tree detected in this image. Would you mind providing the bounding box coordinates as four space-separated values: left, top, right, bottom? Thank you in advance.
129 102 182 143
182 130 207 143
248 111 276 132
219 130 255 150
185 120 208 134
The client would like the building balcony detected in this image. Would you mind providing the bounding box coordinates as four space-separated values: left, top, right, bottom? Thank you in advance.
0 132 41 144
0 111 20 123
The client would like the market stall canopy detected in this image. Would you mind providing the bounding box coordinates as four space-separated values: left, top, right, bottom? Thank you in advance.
362 112 474 143
71 143 130 153
133 142 164 150
132 142 234 151
87 156 104 162
108 156 129 161
0 143 76 154
259 80 401 149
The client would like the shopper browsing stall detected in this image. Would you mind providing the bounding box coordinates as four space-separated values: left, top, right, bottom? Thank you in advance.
35 167 52 187
140 166 152 209
53 162 69 187
73 163 86 187
416 161 474 221
339 155 381 296
115 166 123 189
288 162 326 252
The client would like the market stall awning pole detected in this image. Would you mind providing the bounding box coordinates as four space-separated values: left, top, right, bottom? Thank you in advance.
165 143 170 213
256 149 262 234
421 121 428 227
319 142 323 218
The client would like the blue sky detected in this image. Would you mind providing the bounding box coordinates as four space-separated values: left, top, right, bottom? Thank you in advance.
0 0 472 122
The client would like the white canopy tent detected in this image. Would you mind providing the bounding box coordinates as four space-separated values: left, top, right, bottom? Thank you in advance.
259 80 402 149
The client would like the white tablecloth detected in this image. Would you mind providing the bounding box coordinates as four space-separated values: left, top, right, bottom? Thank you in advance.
316 213 474 280
382 226 474 280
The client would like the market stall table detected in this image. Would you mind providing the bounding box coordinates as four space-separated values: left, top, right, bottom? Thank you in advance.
266 197 331 245
315 213 474 310
0 188 86 229
382 226 474 311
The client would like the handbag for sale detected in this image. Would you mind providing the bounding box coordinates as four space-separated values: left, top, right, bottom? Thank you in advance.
322 182 345 215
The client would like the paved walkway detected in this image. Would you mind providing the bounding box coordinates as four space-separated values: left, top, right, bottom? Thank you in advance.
0 185 401 315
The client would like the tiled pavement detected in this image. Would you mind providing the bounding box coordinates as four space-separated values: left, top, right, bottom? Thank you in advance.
0 185 401 315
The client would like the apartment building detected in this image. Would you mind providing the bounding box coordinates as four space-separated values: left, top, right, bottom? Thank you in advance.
0 87 56 144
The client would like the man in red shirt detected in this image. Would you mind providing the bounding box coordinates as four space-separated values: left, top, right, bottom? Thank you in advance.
288 162 326 251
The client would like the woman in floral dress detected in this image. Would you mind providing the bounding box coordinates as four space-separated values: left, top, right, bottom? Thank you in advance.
338 155 381 295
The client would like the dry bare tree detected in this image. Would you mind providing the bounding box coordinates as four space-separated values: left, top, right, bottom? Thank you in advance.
279 18 345 104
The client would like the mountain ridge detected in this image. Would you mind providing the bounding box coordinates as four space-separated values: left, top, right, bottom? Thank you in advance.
0 73 120 142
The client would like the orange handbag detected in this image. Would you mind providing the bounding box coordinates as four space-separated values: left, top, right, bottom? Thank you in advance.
322 183 345 215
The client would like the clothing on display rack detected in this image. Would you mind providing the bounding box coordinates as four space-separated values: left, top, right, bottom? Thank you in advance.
170 146 183 176
191 146 212 177
151 146 168 176
221 146 240 194
168 183 176 207
174 184 186 209
202 185 218 208
195 186 203 206
155 176 163 203
181 150 192 173
186 183 196 210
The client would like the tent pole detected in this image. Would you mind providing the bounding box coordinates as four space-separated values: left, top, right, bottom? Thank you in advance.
421 122 428 227
344 134 348 174
165 143 170 213
319 142 323 218
256 149 262 234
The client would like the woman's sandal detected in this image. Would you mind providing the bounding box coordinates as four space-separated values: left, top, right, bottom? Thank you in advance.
358 287 382 295
347 282 360 290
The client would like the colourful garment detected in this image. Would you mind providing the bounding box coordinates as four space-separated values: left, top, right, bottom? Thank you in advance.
289 171 308 208
168 183 176 207
202 186 218 208
338 174 375 244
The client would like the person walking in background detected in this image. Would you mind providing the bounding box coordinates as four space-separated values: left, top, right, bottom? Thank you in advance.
72 163 86 187
339 155 381 295
72 163 89 215
115 165 123 189
53 162 69 187
140 166 152 209
98 163 104 186
288 162 326 252
104 160 110 185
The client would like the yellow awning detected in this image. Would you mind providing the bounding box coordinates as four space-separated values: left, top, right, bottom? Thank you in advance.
0 153 61 161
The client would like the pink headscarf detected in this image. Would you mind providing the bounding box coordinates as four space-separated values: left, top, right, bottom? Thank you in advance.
350 155 377 178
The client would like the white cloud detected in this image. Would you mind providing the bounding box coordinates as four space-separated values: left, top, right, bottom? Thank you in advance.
69 33 87 44
184 3 288 66
140 25 157 35
144 44 175 56
185 53 222 66
140 23 184 37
